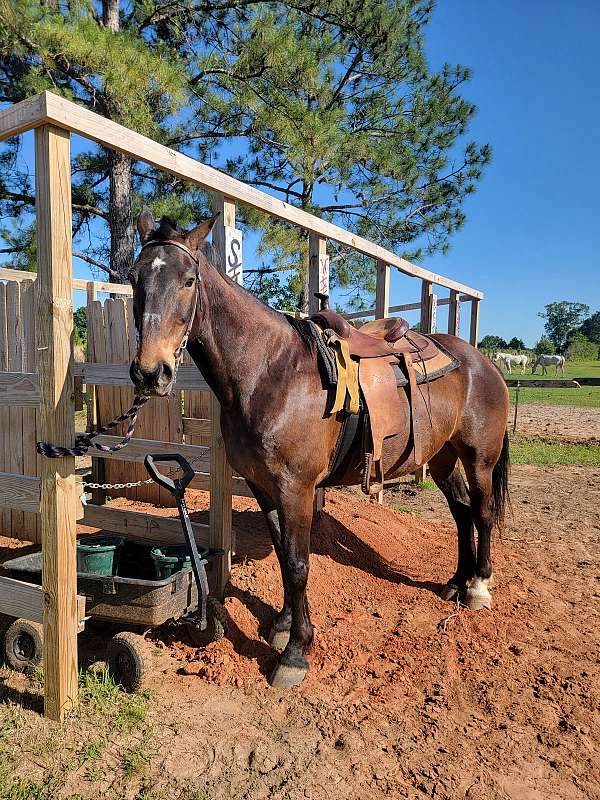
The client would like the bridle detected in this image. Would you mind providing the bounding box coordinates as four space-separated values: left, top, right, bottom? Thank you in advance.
137 238 202 377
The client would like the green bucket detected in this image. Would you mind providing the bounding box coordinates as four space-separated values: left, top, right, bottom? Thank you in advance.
150 545 197 579
76 535 125 576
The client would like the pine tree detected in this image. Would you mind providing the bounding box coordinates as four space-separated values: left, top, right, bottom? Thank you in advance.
0 0 490 303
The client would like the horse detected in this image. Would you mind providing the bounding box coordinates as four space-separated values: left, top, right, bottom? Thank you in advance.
532 354 565 375
128 211 511 689
494 352 529 374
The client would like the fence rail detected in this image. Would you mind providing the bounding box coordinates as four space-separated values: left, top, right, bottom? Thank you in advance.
0 90 483 721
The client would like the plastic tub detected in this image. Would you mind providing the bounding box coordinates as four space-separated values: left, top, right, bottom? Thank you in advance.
150 545 194 579
77 535 125 576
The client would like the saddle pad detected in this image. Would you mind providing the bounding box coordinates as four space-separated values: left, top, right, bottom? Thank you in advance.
392 337 460 387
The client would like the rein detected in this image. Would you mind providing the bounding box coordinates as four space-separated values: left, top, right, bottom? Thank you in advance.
38 239 201 460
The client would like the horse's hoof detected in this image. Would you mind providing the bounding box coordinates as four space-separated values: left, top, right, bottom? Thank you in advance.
269 663 308 689
465 586 492 611
268 628 290 651
440 582 463 602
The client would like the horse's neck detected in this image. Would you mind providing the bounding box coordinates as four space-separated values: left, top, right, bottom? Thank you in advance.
187 263 297 409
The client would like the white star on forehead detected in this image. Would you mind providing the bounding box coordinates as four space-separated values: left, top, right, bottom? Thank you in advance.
151 256 166 269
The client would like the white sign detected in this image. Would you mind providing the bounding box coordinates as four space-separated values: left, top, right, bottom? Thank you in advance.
224 226 243 285
430 293 438 333
319 254 330 296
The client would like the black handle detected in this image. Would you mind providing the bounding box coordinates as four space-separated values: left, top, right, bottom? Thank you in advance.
144 453 195 494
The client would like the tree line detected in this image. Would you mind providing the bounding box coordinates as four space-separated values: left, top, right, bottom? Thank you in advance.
479 301 600 361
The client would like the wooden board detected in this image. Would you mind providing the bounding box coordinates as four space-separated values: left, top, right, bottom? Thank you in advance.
0 92 483 300
81 503 210 548
182 417 212 438
88 435 210 472
73 362 210 390
35 124 79 721
0 472 40 512
308 234 329 315
0 372 40 406
447 290 460 337
0 576 86 629
470 299 480 348
6 281 25 538
0 268 133 296
0 284 9 535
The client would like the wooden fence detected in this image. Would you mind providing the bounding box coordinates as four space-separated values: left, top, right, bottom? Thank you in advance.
0 90 483 720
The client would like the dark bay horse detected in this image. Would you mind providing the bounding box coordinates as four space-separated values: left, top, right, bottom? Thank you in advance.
128 211 510 688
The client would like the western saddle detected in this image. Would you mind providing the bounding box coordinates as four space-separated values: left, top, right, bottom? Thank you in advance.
309 294 459 494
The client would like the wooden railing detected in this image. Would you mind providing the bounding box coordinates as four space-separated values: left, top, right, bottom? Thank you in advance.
0 90 483 721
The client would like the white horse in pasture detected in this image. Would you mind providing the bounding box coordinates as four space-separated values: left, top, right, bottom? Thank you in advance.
532 354 565 375
494 352 529 374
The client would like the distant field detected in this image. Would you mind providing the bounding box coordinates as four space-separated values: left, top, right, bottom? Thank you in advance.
508 386 600 407
497 359 600 382
510 439 600 466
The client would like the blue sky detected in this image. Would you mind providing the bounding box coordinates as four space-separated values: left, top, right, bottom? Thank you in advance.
418 0 600 345
2 2 599 346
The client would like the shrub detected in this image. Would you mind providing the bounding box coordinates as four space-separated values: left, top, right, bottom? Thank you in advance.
565 332 599 361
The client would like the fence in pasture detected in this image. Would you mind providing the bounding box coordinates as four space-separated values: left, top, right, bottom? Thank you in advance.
0 91 483 720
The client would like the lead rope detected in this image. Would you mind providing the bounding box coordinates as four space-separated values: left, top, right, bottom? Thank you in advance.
37 394 150 458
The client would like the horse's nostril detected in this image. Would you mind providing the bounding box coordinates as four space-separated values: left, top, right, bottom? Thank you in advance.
160 362 173 383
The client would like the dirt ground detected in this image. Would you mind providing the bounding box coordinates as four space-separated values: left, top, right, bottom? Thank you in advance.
509 402 600 443
2 466 599 798
1 464 588 799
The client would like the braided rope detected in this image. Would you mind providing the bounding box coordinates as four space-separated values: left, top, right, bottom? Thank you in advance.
37 395 150 459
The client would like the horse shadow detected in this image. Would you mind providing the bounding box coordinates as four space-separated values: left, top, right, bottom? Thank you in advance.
209 506 444 673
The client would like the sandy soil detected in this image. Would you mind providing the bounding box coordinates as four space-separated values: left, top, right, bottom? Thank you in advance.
1 467 599 799
509 402 600 443
82 470 600 799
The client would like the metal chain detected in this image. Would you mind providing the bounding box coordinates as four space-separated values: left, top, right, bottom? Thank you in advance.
83 477 155 490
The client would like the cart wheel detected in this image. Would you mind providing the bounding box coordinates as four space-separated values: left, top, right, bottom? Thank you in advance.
107 631 149 692
186 597 228 648
4 619 43 674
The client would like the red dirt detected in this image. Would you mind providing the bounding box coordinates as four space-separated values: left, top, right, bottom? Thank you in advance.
99 471 600 799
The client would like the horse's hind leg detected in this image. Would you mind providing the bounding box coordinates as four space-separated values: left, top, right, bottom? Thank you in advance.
461 460 495 610
429 444 476 602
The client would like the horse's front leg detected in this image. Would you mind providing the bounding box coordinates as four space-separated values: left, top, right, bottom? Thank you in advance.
246 481 293 649
269 486 315 689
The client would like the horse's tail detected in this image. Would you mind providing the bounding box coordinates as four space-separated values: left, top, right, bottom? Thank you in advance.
491 430 511 530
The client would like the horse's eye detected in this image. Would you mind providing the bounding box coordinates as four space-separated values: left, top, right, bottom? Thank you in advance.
185 278 195 288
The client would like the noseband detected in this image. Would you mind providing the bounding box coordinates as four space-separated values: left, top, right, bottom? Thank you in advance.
137 238 202 371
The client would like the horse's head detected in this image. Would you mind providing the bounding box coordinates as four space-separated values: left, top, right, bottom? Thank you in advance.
128 209 218 396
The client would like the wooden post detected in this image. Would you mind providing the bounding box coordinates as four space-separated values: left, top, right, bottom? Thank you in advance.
375 261 390 320
415 280 437 483
470 299 480 348
308 234 329 316
308 233 328 511
447 290 460 337
86 281 105 506
35 125 78 721
209 193 234 597
373 261 390 503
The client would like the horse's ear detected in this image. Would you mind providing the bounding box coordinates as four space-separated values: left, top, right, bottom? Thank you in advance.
184 213 221 251
137 208 155 244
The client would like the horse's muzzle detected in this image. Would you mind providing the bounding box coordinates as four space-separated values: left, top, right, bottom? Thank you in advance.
129 358 174 397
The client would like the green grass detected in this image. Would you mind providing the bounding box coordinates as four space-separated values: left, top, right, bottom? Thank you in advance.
0 664 156 800
415 478 438 491
510 439 600 466
508 386 600 407
498 359 600 382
